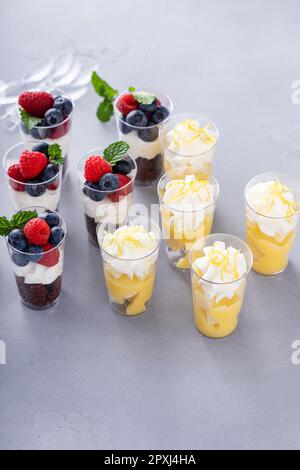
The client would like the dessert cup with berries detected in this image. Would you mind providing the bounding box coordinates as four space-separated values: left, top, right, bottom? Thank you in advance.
17 89 73 176
159 113 219 174
114 88 173 186
3 141 64 211
98 212 161 316
77 141 137 246
1 208 66 310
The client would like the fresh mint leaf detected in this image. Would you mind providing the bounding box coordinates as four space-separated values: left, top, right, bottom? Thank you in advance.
91 71 118 123
11 210 37 229
103 141 129 165
91 71 117 101
48 144 64 165
0 217 12 237
132 91 156 105
19 107 43 130
0 210 37 237
96 99 114 123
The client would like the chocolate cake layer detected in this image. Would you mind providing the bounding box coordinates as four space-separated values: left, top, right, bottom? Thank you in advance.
15 275 62 308
84 214 98 245
135 153 162 185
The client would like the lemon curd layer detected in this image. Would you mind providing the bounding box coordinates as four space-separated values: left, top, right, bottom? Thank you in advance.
191 242 247 338
104 267 155 316
101 225 158 316
246 180 299 275
161 175 215 269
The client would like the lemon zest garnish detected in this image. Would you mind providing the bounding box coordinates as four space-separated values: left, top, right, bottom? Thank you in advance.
265 180 300 217
169 119 216 149
208 242 241 282
164 177 212 206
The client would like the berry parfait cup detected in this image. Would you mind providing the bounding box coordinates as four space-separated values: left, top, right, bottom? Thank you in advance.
3 141 64 211
114 87 173 186
1 207 67 310
77 141 137 246
16 88 74 176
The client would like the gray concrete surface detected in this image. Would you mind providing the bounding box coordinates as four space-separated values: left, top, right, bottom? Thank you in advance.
1 0 300 450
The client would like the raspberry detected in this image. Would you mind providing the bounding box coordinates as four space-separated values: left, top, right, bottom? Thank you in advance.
116 93 139 116
37 242 60 267
19 150 48 179
84 156 112 182
108 174 132 202
24 218 51 246
7 164 25 191
18 91 54 118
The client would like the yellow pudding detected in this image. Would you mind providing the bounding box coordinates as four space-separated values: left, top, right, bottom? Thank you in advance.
159 174 217 270
100 224 160 316
163 157 212 175
161 207 213 269
192 278 245 338
245 179 299 275
191 241 248 339
246 221 296 275
103 267 155 316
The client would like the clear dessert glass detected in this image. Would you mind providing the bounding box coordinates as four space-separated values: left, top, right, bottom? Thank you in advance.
6 206 66 310
16 88 74 177
158 166 219 270
245 172 300 275
98 212 161 316
77 148 137 246
3 141 62 211
159 113 219 174
114 88 173 186
190 234 253 339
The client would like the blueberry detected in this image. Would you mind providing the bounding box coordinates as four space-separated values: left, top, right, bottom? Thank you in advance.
120 116 132 135
151 106 169 124
99 173 119 191
139 101 157 113
53 96 73 117
126 110 148 127
112 159 132 175
26 178 46 197
138 127 159 142
49 226 65 246
25 244 43 262
40 164 59 182
30 120 51 139
32 142 49 157
83 181 105 202
39 211 60 228
8 229 27 251
12 251 29 267
44 108 64 126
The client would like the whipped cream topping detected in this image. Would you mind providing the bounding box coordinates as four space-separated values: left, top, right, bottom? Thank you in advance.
84 193 132 224
193 241 247 302
162 175 215 232
9 186 61 211
167 119 216 156
13 249 63 285
118 130 161 160
246 180 299 240
101 225 159 279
